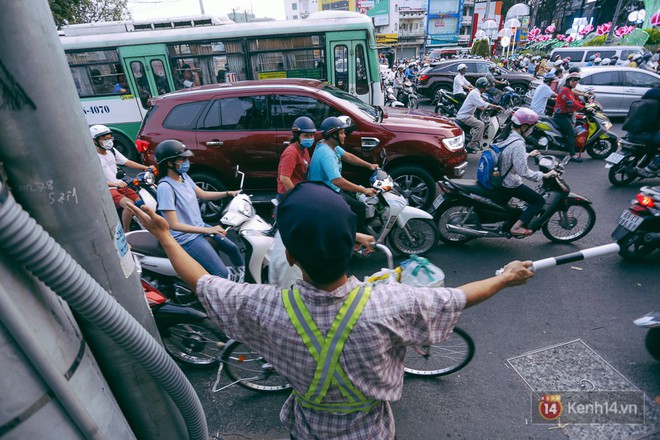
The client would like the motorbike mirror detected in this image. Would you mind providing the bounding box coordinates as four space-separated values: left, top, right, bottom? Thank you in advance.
538 157 554 168
538 137 549 148
116 169 126 179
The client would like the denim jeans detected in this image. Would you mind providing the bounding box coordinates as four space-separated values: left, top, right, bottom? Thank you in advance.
501 184 545 227
181 233 243 278
553 113 576 156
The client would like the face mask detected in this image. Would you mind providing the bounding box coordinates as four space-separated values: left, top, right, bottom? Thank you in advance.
524 126 534 137
100 139 113 150
300 138 314 149
176 160 190 174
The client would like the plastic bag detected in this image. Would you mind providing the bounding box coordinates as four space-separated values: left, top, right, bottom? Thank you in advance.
399 255 445 288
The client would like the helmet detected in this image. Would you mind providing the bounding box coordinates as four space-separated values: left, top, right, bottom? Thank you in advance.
511 108 539 127
502 59 509 65
628 54 635 60
89 124 112 140
568 66 581 74
457 63 468 71
564 57 571 61
555 55 562 60
611 55 619 60
155 139 193 164
594 57 602 63
601 58 611 66
642 52 653 61
320 116 351 139
632 53 642 62
588 55 596 61
475 77 489 89
488 63 497 70
543 72 556 83
291 116 316 134
553 59 563 67
566 72 581 82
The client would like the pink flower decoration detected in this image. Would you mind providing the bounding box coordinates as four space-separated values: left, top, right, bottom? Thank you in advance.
545 24 556 34
650 11 660 27
556 34 566 41
529 27 541 38
579 24 594 35
566 36 574 42
596 22 611 36
614 25 635 38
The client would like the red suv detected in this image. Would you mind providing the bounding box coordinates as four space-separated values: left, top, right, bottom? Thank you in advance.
136 79 467 219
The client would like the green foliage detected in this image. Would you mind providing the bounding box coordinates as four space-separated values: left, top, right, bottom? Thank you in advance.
582 35 607 46
471 39 490 57
49 0 130 27
622 28 649 46
645 28 660 45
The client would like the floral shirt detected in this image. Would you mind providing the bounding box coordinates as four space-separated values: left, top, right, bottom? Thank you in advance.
554 85 584 115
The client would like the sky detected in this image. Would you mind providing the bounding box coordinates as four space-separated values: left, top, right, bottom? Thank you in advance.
127 0 286 21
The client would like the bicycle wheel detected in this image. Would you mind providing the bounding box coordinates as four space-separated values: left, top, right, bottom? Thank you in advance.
404 327 474 377
221 340 292 393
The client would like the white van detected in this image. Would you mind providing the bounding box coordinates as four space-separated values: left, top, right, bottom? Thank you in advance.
549 46 643 67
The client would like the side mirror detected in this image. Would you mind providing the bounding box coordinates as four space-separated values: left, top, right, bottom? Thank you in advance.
234 165 240 178
116 169 126 179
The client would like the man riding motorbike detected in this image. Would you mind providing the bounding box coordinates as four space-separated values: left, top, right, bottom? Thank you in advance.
485 63 508 102
456 77 504 153
553 72 584 162
622 87 660 176
452 63 473 108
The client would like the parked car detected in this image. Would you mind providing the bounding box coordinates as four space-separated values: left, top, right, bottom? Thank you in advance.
417 59 534 99
549 46 643 67
136 79 468 219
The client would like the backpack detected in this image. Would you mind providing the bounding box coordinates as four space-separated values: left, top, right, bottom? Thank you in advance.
621 99 660 134
476 139 516 189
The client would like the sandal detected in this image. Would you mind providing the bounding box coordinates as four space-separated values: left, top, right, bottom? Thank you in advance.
510 227 533 237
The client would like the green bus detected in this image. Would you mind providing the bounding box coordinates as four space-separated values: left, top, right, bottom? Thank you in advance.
60 11 384 159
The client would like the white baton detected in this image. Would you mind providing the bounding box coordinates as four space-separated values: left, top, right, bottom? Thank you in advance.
495 243 621 275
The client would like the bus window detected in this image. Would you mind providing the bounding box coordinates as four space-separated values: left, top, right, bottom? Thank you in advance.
150 59 171 95
247 35 324 80
168 41 246 88
355 44 369 95
130 61 151 107
334 45 349 91
66 50 125 97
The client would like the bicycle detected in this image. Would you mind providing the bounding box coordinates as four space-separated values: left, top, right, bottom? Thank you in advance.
212 244 475 393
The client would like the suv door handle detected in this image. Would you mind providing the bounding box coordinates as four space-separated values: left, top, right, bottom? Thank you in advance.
204 140 224 147
282 141 291 146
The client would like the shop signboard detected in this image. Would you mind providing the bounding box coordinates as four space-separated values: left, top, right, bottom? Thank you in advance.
427 0 463 44
367 0 390 26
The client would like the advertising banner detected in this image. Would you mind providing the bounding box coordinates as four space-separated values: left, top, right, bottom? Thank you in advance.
366 0 390 26
427 0 463 44
320 0 357 11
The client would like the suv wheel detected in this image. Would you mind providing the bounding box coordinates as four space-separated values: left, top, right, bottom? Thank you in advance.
390 166 436 210
510 83 528 95
113 132 140 162
189 170 227 223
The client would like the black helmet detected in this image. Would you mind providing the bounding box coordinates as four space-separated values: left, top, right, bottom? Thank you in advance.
568 66 581 74
292 116 316 134
155 139 193 164
320 116 351 139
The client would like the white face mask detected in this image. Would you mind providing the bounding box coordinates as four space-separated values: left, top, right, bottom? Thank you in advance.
101 139 114 150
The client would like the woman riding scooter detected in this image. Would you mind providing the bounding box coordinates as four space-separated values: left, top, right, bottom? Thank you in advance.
154 140 245 281
497 108 557 236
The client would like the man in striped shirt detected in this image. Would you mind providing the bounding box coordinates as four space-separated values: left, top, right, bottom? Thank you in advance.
128 182 535 440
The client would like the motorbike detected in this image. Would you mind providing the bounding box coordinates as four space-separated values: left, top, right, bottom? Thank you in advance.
524 102 618 160
397 78 419 109
137 258 227 368
611 185 660 260
115 168 158 230
432 154 596 243
356 165 439 256
220 166 276 283
633 311 660 361
433 89 464 117
384 82 405 108
453 107 502 151
605 139 659 186
483 82 522 110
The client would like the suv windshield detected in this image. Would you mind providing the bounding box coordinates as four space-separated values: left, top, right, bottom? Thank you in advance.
322 85 378 121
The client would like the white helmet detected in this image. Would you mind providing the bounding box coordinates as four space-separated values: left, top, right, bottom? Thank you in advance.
632 53 642 62
553 59 563 67
601 58 611 65
594 57 602 63
89 124 112 140
457 63 468 71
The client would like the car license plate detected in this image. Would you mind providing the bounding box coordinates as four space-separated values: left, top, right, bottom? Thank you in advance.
617 210 643 232
432 194 445 210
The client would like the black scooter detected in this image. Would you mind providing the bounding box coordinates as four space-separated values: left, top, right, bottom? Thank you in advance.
606 139 659 186
432 155 596 244
611 185 660 259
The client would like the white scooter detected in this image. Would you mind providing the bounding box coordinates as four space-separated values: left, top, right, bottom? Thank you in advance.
357 157 439 256
116 169 158 230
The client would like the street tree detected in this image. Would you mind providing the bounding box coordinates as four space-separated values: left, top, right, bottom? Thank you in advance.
50 0 131 27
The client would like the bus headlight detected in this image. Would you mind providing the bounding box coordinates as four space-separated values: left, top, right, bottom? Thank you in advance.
442 134 465 151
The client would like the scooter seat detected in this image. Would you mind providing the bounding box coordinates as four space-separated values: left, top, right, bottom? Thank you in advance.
454 119 470 131
537 115 560 131
449 179 512 202
125 230 168 258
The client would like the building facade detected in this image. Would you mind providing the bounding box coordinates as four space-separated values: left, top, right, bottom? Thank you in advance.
284 0 320 20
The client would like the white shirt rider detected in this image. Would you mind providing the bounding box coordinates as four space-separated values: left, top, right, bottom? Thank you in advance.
456 88 489 120
453 73 471 95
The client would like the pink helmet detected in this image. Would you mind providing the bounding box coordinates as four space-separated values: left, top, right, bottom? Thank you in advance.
511 107 539 126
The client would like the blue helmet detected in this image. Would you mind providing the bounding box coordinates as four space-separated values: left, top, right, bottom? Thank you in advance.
292 116 316 134
543 72 556 83
589 55 596 61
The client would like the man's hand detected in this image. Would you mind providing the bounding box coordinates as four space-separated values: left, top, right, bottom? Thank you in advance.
499 260 535 286
207 225 227 236
369 163 379 171
117 181 128 188
528 149 541 157
543 170 558 179
145 165 156 171
354 233 376 254
126 204 171 240
227 190 240 197
362 187 377 197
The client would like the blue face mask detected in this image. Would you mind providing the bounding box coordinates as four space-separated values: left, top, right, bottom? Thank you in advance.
300 138 314 149
176 160 190 174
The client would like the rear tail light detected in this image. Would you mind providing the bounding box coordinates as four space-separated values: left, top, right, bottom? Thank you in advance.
637 193 655 208
142 280 167 307
419 74 429 83
135 139 151 153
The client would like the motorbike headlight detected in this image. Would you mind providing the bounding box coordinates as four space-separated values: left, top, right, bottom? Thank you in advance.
442 134 465 151
239 200 254 218
144 173 155 185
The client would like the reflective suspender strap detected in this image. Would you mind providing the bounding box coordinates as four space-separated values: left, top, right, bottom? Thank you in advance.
282 286 377 413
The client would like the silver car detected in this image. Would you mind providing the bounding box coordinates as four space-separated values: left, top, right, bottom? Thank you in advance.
576 66 660 116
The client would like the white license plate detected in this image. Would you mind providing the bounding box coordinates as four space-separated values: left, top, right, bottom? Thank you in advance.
617 210 643 232
432 194 445 210
605 152 625 165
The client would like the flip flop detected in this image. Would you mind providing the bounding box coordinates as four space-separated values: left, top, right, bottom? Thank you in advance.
510 228 533 237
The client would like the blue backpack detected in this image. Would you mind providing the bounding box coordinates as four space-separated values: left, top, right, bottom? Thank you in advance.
476 139 515 189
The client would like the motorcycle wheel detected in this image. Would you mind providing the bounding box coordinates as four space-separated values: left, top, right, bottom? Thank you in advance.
586 138 617 160
541 202 596 243
617 233 656 260
608 156 638 186
221 340 292 393
435 204 477 245
160 318 228 368
646 328 660 361
388 219 439 256
408 95 419 109
189 170 227 223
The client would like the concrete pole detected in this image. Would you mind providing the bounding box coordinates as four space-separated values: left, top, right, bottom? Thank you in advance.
605 0 625 44
0 1 188 439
